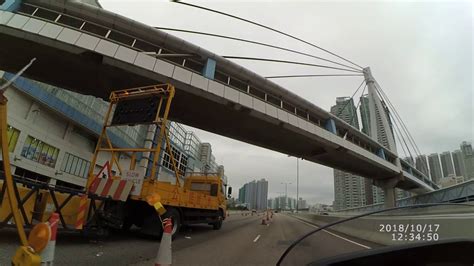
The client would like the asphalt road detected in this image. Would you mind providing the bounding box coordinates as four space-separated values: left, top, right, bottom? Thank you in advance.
0 212 379 265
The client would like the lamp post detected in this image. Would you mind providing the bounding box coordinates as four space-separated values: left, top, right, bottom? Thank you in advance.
296 158 299 213
287 156 301 212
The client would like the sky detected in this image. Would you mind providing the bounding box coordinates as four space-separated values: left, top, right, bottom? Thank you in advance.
99 0 473 205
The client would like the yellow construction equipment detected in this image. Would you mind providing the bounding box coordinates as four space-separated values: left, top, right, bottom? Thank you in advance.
80 84 230 238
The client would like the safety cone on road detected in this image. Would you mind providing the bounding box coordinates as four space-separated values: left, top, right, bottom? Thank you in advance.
154 218 173 266
41 212 59 265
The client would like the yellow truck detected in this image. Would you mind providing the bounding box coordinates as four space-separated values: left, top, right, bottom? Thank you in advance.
81 84 231 238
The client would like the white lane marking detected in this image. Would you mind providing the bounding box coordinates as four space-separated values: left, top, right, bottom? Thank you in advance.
295 218 371 249
253 235 261 243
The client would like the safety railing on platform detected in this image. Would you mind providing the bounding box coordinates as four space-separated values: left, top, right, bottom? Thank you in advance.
12 2 424 178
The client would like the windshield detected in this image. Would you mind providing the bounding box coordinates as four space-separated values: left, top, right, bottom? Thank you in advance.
279 203 474 265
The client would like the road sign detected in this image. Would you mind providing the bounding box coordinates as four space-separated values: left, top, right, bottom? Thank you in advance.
122 170 144 196
96 161 112 179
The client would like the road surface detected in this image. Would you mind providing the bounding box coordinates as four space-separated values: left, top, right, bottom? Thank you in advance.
0 212 379 265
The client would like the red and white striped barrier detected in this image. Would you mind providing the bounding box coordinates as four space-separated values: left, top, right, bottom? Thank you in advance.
88 178 134 201
41 212 59 265
155 218 173 266
75 194 88 230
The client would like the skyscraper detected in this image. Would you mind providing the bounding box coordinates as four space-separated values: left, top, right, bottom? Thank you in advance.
330 97 360 129
331 97 368 210
440 152 455 178
452 150 467 178
239 179 268 210
256 178 268 210
238 184 247 204
333 170 367 210
428 153 443 184
415 155 430 178
460 141 474 180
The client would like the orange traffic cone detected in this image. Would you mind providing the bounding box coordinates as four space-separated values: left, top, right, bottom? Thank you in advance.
41 213 59 265
154 218 173 266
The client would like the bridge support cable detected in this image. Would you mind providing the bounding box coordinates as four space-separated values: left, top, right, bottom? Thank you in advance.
372 84 415 163
222 56 362 73
171 0 364 70
389 111 415 163
374 82 424 159
373 82 430 175
265 74 363 79
154 27 362 72
375 83 424 158
335 79 365 119
348 84 367 127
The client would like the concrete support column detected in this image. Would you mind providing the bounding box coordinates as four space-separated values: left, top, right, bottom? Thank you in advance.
374 174 403 208
383 186 396 209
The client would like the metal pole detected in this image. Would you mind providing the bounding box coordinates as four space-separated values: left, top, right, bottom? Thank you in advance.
296 158 299 213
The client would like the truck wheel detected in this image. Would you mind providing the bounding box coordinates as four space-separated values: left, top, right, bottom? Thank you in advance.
162 207 181 239
212 214 223 230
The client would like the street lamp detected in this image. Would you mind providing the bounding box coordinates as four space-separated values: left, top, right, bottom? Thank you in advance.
281 182 291 210
287 156 301 212
296 158 299 213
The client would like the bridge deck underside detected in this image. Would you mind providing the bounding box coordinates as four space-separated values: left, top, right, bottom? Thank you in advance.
0 30 418 188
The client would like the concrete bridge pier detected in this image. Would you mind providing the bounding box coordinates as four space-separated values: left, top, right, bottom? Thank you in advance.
374 174 403 208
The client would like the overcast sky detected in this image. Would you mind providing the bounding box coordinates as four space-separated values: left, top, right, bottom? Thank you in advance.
99 0 473 205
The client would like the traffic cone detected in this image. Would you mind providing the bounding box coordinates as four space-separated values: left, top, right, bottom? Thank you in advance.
41 212 59 265
154 218 172 266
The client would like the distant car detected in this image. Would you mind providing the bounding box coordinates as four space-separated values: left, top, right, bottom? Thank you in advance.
322 212 329 215
274 210 279 213
251 209 257 213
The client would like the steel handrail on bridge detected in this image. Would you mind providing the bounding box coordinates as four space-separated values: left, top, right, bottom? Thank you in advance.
5 2 437 190
15 2 402 171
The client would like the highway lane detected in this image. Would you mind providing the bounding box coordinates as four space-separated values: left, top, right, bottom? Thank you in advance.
0 212 379 265
135 212 379 265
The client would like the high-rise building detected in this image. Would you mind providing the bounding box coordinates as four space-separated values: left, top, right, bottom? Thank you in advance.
297 197 307 209
428 153 443 184
267 198 274 209
460 142 474 180
404 157 415 166
415 155 430 178
239 179 268 210
452 150 467 178
331 97 368 210
440 152 455 178
330 97 360 129
333 170 367 210
256 179 268 210
238 185 247 204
